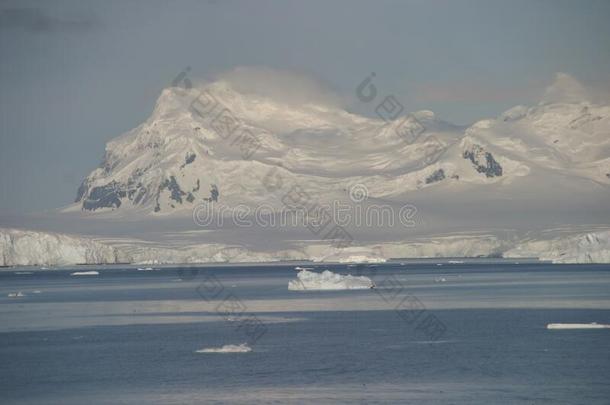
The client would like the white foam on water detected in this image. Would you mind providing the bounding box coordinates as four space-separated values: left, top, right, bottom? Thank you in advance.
195 343 252 353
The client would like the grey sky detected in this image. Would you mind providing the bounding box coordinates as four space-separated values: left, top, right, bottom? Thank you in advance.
1 0 609 214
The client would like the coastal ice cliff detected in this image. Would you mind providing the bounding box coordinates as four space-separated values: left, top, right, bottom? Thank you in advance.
2 228 610 266
0 228 122 266
0 228 610 266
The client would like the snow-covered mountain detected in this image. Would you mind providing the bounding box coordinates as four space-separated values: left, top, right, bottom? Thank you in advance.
68 72 609 219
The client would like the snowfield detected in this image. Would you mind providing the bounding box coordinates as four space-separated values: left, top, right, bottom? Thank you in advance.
288 269 375 290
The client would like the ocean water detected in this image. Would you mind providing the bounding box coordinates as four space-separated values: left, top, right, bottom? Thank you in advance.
1 262 609 404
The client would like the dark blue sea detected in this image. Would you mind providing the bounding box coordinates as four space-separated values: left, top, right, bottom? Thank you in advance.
1 261 609 404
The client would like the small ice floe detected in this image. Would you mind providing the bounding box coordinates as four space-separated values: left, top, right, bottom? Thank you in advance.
547 323 610 330
448 260 464 264
434 277 447 283
137 267 158 271
436 263 443 266
7 291 26 298
294 266 313 271
289 269 375 291
14 271 33 275
196 343 252 353
70 271 99 276
32 290 42 294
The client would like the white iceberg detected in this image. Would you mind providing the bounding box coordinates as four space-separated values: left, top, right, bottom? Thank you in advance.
288 269 375 291
195 343 252 353
70 271 99 276
547 323 610 330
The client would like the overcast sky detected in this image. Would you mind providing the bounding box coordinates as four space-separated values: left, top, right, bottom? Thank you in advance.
1 0 609 214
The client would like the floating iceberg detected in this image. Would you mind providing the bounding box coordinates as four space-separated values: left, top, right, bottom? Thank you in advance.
195 343 252 353
7 291 26 298
547 323 610 330
70 271 99 276
288 269 375 291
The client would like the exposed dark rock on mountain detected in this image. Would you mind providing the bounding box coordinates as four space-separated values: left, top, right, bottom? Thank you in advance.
463 144 503 178
426 169 446 184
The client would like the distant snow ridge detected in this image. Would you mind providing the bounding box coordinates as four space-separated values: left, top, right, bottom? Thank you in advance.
195 343 252 353
288 269 375 290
